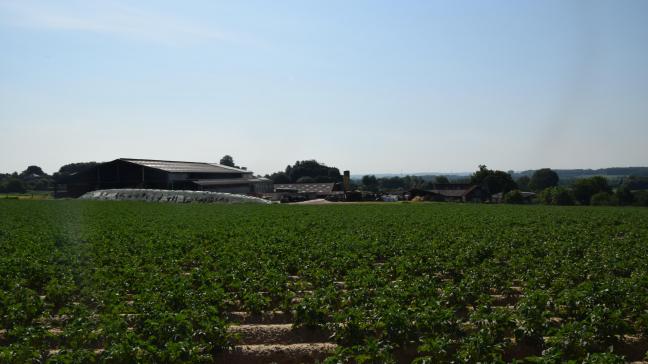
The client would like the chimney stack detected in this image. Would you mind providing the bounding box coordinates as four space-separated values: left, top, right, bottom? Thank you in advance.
343 170 350 192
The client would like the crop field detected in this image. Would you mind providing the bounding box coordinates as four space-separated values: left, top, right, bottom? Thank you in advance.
1 200 648 363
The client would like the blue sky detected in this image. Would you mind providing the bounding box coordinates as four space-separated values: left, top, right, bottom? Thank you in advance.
1 0 647 175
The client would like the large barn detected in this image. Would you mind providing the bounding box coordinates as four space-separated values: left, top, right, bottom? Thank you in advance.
58 158 272 197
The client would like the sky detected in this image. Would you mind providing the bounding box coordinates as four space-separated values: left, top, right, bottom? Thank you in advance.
1 0 647 176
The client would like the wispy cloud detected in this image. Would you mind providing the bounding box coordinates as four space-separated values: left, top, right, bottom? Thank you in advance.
0 0 231 46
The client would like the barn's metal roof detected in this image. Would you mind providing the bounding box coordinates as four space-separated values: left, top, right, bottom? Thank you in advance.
120 158 251 174
192 178 270 186
274 183 336 194
426 185 479 197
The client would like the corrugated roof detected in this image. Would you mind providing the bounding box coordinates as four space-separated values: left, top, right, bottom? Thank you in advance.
192 178 270 186
492 191 536 198
428 185 478 197
275 183 336 194
120 158 251 174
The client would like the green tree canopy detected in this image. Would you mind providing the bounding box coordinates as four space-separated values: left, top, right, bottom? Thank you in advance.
615 185 634 206
219 155 235 167
54 162 98 182
503 190 525 204
3 179 26 193
516 175 531 191
530 168 559 191
572 176 611 205
361 175 379 192
470 165 517 195
21 165 46 177
266 172 290 184
284 160 342 183
296 176 316 183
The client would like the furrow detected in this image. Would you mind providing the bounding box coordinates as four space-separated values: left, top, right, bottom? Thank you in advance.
228 324 331 345
217 343 337 364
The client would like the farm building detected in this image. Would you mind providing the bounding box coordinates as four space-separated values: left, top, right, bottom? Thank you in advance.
57 158 272 197
410 184 486 202
269 182 344 202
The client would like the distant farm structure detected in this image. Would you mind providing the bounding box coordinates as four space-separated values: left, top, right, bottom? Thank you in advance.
409 184 486 202
57 158 272 198
268 182 345 202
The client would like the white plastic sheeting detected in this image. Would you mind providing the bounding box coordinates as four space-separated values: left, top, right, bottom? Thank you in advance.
79 189 271 204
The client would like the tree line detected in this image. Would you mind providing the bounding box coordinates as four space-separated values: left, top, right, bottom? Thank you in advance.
357 165 648 207
0 163 99 193
3 157 648 206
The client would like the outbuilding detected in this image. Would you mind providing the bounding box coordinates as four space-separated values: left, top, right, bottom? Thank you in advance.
57 158 272 197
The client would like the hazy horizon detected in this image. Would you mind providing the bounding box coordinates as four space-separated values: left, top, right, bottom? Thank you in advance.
2 0 648 176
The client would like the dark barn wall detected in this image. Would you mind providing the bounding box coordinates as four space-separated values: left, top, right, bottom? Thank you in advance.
65 160 172 197
61 159 255 198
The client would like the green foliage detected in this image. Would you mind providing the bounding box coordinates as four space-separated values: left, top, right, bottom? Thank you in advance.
516 175 531 191
633 190 648 207
573 176 612 205
265 171 290 183
2 178 26 193
538 186 574 205
358 174 425 192
219 155 235 167
284 160 342 183
21 165 46 177
1 201 648 362
361 175 379 192
503 189 525 204
296 176 316 183
530 168 559 191
471 165 517 194
54 162 98 182
615 185 634 206
590 192 618 206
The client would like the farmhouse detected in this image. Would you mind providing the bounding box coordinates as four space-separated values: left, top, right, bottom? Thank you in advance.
410 184 486 202
58 158 272 197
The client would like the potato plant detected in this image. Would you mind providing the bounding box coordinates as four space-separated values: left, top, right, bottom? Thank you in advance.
1 200 647 363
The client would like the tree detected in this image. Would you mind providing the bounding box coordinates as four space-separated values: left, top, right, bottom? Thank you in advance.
538 187 574 205
220 155 235 167
529 168 559 191
378 176 405 190
633 191 648 207
54 162 98 182
590 192 617 206
516 176 531 191
615 185 634 206
572 176 611 205
503 190 525 204
296 176 315 183
284 160 341 183
435 176 450 184
470 165 517 195
551 187 575 205
21 165 46 177
361 175 379 192
266 172 290 184
3 179 26 193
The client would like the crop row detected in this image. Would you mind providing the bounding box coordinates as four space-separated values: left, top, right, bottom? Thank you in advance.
1 201 647 363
